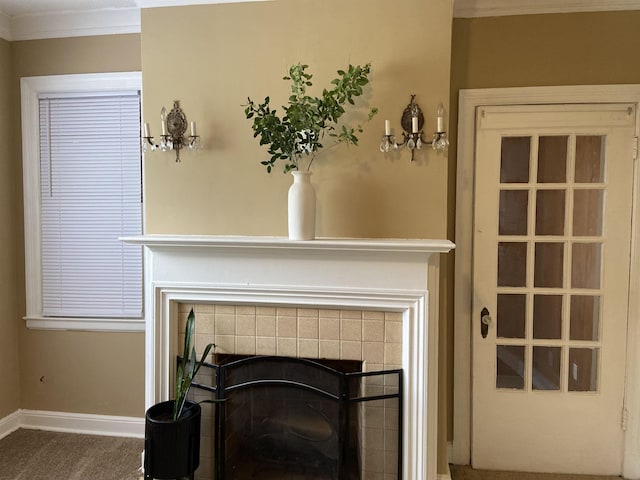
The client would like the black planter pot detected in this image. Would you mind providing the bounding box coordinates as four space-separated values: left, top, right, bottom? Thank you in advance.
144 400 201 480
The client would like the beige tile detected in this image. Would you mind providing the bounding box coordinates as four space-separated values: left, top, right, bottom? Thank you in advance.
384 321 402 343
197 313 215 335
319 317 340 340
236 336 256 355
236 315 256 336
298 339 319 359
178 302 194 313
277 338 297 357
177 313 188 334
384 342 402 365
256 315 276 337
277 307 297 317
214 335 235 354
363 320 384 342
214 304 234 314
277 315 297 338
341 341 362 360
342 318 362 341
256 337 276 355
384 450 399 475
297 308 319 317
363 310 385 320
362 342 385 363
318 308 340 318
341 309 363 320
363 445 385 472
195 334 216 359
364 427 385 450
236 305 256 315
298 316 318 339
363 362 383 374
384 311 402 322
319 340 340 359
384 407 399 431
215 314 236 336
256 306 276 315
384 429 399 452
195 303 214 314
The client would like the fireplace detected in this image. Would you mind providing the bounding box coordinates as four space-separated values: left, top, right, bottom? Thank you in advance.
189 354 402 479
122 235 454 480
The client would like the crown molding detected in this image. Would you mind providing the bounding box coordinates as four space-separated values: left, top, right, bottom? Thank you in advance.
0 12 10 41
8 7 140 41
454 0 640 18
137 0 270 7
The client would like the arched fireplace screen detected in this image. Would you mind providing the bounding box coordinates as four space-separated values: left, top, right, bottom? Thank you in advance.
191 356 403 480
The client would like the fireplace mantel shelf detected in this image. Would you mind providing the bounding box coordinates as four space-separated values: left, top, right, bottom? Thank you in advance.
121 234 454 254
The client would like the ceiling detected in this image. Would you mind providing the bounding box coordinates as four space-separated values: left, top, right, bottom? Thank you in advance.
0 0 138 17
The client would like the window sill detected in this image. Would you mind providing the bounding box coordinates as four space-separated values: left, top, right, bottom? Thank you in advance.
24 315 145 332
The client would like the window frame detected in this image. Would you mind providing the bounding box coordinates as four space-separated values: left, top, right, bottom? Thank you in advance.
21 72 144 332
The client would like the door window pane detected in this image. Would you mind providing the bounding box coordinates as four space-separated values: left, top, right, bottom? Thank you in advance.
570 295 600 341
573 189 604 236
532 346 561 391
533 295 562 339
537 136 568 183
534 243 564 288
497 294 526 339
536 190 565 235
575 136 605 183
500 137 531 183
498 242 527 287
571 243 602 289
569 348 599 392
497 345 525 390
499 190 528 236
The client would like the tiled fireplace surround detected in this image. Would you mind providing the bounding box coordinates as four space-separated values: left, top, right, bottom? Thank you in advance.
124 235 453 480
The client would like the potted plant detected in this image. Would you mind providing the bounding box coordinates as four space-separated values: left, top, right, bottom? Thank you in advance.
144 308 214 480
244 63 377 240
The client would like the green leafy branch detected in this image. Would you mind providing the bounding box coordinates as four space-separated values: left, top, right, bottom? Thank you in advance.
244 63 378 173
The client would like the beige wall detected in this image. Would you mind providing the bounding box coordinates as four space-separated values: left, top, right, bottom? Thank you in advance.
0 38 21 418
447 10 640 440
11 34 145 417
141 0 452 239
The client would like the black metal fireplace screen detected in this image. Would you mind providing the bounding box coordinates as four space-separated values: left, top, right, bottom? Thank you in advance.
190 355 403 480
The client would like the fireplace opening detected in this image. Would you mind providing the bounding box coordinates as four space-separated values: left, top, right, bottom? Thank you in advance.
190 355 403 480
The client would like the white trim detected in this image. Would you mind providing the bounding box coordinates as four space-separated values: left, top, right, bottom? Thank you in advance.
0 411 21 440
0 12 10 41
0 409 144 438
454 0 640 18
21 72 143 333
5 8 140 41
453 84 640 479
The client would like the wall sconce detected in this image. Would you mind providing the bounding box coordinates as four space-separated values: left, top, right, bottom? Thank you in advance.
380 95 449 162
142 100 200 162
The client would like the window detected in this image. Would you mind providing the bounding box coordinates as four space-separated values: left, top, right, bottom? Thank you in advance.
21 72 144 331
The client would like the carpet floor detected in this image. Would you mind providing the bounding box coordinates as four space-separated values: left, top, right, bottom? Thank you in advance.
0 429 143 480
450 465 622 480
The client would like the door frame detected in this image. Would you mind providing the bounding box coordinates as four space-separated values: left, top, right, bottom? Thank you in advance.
453 85 640 478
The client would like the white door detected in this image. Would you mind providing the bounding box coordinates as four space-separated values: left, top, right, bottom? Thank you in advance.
472 104 636 474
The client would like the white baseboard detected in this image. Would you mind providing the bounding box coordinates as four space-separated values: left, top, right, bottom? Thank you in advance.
437 441 453 480
0 410 21 440
0 409 144 439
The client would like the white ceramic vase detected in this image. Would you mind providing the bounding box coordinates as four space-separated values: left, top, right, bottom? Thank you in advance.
288 171 316 240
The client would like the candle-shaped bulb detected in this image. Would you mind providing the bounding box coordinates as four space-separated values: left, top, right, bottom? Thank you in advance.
160 107 167 136
384 119 391 136
436 102 445 133
143 122 150 138
190 121 196 137
411 115 419 134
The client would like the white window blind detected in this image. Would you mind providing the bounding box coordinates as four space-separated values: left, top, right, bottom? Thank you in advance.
38 93 143 319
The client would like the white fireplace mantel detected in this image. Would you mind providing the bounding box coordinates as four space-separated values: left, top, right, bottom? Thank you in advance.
122 235 454 480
